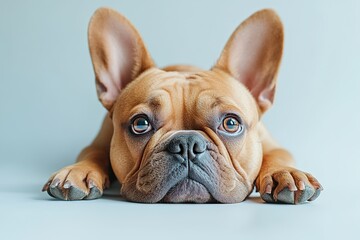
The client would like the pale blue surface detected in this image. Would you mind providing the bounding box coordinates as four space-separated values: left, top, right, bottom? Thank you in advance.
1 0 359 239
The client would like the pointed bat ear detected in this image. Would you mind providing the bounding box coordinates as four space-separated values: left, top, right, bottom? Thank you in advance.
88 8 154 111
213 9 284 113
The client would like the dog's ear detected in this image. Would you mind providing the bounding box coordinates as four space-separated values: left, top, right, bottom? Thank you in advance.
214 9 284 113
88 8 154 110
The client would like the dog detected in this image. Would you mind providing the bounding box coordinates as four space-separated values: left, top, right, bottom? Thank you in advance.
42 7 322 204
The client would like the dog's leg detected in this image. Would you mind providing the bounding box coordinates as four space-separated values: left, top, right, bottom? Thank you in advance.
255 123 323 204
42 115 112 200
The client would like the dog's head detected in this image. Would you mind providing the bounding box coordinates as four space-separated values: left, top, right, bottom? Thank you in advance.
88 8 283 203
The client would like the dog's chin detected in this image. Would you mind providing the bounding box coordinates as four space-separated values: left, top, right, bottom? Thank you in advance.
161 178 215 203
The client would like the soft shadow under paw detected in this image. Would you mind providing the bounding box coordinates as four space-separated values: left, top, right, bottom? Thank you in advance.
102 181 126 201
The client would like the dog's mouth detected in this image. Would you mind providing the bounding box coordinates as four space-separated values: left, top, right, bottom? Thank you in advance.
161 178 215 203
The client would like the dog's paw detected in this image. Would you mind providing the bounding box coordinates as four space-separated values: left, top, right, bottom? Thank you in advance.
256 168 323 204
42 164 110 200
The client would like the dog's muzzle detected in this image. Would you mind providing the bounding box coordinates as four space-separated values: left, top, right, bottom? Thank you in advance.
160 132 214 203
120 131 249 203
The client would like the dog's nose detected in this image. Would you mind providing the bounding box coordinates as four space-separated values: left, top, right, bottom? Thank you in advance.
166 132 207 161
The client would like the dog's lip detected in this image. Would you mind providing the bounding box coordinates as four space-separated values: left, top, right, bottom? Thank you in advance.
160 178 216 203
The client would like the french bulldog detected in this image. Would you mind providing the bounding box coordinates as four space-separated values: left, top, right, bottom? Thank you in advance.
42 8 322 204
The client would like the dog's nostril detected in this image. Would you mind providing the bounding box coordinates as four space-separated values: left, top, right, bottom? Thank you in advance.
193 142 206 154
167 140 185 154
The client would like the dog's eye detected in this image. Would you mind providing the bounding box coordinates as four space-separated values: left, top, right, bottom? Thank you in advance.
220 116 243 134
131 117 152 134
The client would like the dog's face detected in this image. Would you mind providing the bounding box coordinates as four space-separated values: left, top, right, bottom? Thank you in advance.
88 8 283 203
111 69 261 203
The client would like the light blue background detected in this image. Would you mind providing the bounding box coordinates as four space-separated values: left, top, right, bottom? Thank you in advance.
1 0 359 239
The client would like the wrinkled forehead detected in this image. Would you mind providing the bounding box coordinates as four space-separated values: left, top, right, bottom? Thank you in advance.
114 68 186 111
186 70 259 125
114 68 259 124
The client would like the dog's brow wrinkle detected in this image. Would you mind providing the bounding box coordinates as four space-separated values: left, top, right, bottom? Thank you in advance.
148 97 161 108
186 75 199 80
211 97 224 109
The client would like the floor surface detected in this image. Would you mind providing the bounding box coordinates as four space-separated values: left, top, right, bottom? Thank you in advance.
1 161 357 240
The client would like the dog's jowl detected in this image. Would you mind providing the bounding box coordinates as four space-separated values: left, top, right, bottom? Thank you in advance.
43 8 322 204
